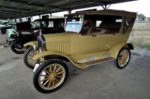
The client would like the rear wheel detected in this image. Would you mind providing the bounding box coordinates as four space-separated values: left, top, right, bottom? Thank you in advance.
116 47 131 69
11 41 25 54
24 46 38 69
33 59 68 93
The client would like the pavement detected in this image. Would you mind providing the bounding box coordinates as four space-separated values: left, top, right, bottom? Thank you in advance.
0 47 150 99
0 34 6 46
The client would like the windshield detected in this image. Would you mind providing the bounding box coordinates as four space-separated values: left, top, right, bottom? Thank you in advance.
65 15 83 33
31 21 47 29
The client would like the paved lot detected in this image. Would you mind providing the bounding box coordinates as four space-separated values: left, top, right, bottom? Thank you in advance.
0 47 150 99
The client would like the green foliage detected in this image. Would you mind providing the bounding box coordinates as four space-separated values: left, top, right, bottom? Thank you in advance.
137 13 146 20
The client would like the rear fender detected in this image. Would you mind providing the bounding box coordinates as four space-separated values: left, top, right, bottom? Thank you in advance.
125 43 134 50
109 42 130 59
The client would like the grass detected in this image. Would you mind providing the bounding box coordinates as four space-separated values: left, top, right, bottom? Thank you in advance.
141 44 150 51
128 23 150 51
133 23 150 31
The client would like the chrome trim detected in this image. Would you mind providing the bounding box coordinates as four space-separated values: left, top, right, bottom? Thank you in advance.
33 64 40 72
33 44 36 50
38 47 42 53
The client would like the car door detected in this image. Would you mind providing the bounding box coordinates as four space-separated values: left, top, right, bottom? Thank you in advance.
70 33 99 55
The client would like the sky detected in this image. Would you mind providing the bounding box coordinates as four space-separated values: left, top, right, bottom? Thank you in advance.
52 0 150 17
33 0 150 20
110 0 150 17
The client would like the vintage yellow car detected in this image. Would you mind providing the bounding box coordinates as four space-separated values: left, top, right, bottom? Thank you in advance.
27 9 136 93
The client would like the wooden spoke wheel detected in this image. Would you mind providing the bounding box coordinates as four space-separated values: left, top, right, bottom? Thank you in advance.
24 46 38 69
116 47 131 69
33 59 68 93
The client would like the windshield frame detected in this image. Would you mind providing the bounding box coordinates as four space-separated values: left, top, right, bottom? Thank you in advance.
64 14 84 33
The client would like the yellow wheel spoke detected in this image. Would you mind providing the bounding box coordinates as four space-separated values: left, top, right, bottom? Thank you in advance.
30 52 35 56
49 65 53 73
121 59 124 64
40 75 48 77
33 51 37 54
56 71 64 75
48 80 52 88
42 80 49 86
123 58 127 64
44 69 50 74
55 66 62 73
119 60 122 65
40 78 48 82
119 57 123 65
53 64 57 73
55 78 59 82
122 53 126 56
52 80 55 88
57 75 62 78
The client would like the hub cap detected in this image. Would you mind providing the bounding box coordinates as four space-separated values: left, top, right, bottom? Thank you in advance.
118 49 129 67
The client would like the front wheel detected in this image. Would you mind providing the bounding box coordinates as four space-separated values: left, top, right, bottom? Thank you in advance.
116 47 131 69
33 59 68 93
24 46 38 69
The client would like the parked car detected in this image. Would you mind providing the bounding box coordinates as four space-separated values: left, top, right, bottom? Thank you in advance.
31 9 136 93
11 18 64 54
0 19 15 34
10 30 39 54
5 25 16 45
0 25 12 34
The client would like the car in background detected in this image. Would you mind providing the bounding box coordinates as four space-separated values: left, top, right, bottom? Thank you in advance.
10 18 64 54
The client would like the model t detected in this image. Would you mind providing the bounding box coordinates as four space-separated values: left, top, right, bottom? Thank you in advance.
26 9 136 93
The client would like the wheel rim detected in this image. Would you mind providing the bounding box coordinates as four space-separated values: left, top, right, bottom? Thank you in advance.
27 50 38 67
118 49 129 67
38 63 66 90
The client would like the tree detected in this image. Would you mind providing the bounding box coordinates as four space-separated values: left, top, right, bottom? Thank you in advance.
137 14 146 21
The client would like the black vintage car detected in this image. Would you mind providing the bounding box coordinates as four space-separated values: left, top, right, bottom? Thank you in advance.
10 18 64 54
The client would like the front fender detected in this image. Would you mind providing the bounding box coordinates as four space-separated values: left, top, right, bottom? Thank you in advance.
33 51 87 69
109 42 127 59
33 51 66 61
24 41 37 47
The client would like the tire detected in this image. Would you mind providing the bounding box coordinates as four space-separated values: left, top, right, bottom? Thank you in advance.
0 29 2 34
11 42 25 54
1 28 6 34
24 46 37 69
116 47 131 69
33 59 69 93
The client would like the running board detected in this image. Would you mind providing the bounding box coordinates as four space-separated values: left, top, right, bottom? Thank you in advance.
83 57 114 66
